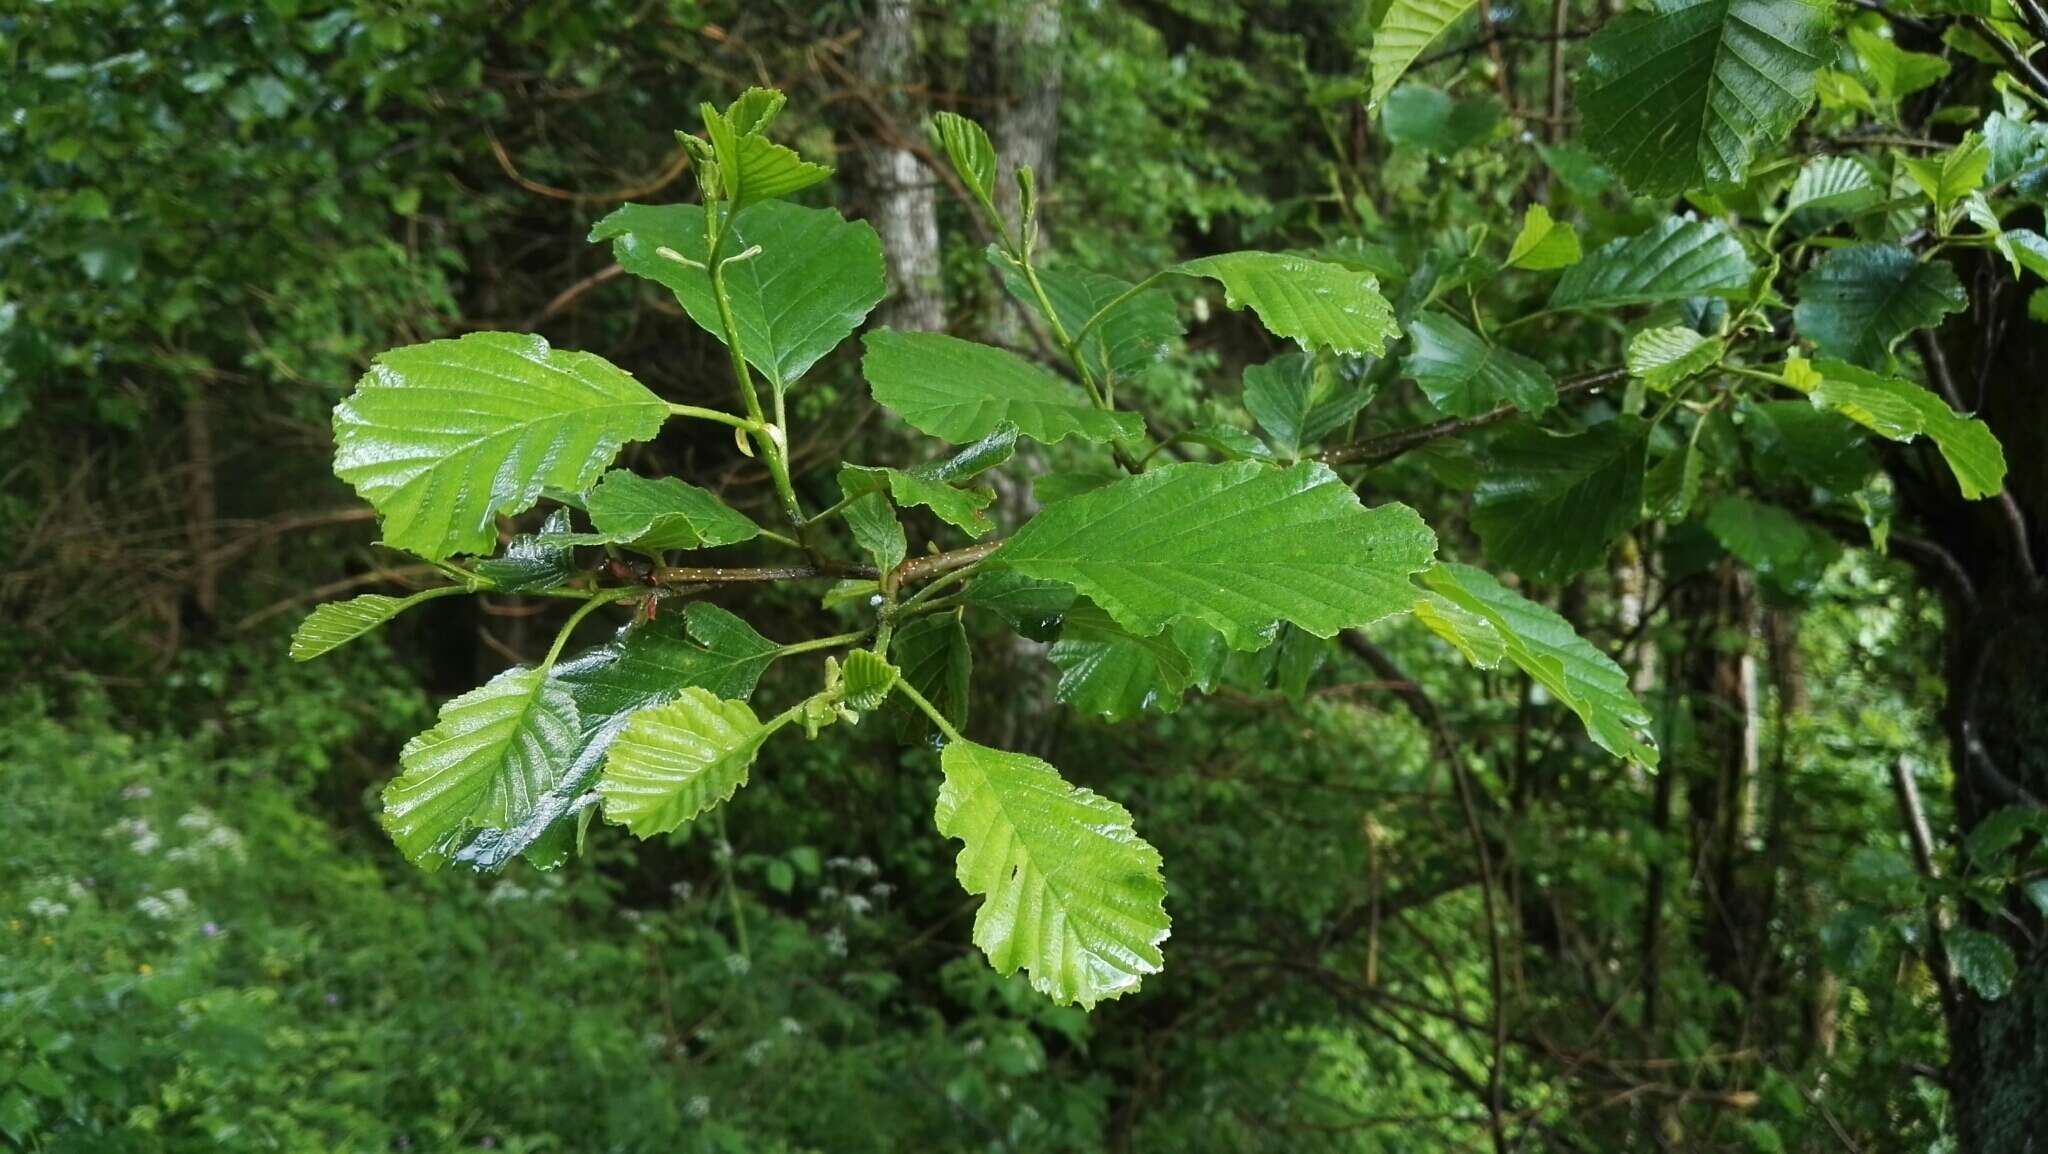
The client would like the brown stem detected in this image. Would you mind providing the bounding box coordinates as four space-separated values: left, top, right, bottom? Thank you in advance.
1318 369 1627 466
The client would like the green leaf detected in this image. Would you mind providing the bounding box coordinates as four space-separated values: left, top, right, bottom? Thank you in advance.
963 573 1076 642
1174 252 1398 357
1743 400 1876 492
475 509 577 592
1402 312 1557 418
1644 422 1708 522
1473 419 1648 581
998 262 1184 381
934 739 1170 1007
840 464 996 538
862 329 1143 445
992 460 1438 649
1791 357 2006 498
886 612 971 743
1792 245 1965 367
1947 927 2017 1000
1050 602 1196 722
930 111 998 209
1781 155 1884 222
1901 136 1990 215
1549 218 1754 311
382 667 581 869
698 94 829 211
598 689 772 837
1241 352 1373 458
1506 204 1582 271
290 587 460 662
1368 0 1480 108
1848 25 1950 101
332 333 669 561
839 649 899 713
579 469 760 552
1179 423 1276 462
1579 0 1832 196
1705 495 1839 590
1413 591 1506 669
592 201 885 389
843 490 907 573
1379 86 1503 155
455 603 782 871
1421 564 1659 766
1626 326 1724 391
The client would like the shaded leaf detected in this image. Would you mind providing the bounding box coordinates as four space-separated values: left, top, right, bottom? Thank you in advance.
1241 352 1373 458
1791 357 2005 498
1050 602 1196 721
1549 218 1754 311
1403 312 1557 417
1794 244 1965 367
887 612 971 743
1474 419 1648 581
475 509 577 592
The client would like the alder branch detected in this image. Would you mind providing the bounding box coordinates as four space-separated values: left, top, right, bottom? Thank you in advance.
1318 368 1628 467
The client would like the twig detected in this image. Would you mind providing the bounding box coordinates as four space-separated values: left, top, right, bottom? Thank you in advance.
485 130 692 202
1319 369 1626 466
1916 331 2038 589
1968 16 2048 101
1890 757 1959 1023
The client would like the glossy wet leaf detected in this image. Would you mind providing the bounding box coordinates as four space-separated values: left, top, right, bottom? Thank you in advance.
475 509 577 592
1793 245 1965 366
993 460 1438 649
1790 358 2005 498
839 464 996 538
1549 218 1753 311
1626 326 1723 391
1174 252 1397 357
1241 352 1373 458
382 667 581 869
1403 312 1557 417
1507 204 1582 271
1421 564 1658 766
290 587 459 662
577 470 760 552
1049 602 1196 722
1580 0 1832 195
332 333 668 561
934 739 1170 1008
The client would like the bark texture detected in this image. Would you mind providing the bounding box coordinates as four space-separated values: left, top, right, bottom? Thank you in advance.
858 0 946 333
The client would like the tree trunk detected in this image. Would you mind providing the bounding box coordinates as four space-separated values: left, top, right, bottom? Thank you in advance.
1917 274 2048 1153
986 0 1062 347
858 0 946 333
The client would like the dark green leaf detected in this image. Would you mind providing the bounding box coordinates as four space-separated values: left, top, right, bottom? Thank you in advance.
1474 419 1648 581
1402 312 1557 417
1793 245 1966 366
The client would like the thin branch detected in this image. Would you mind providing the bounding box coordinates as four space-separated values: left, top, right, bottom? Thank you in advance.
1890 758 1960 1024
1916 331 2038 590
1319 369 1627 466
485 130 692 202
1968 15 2048 101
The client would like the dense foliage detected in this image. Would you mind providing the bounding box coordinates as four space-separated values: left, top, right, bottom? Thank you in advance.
7 0 2048 1150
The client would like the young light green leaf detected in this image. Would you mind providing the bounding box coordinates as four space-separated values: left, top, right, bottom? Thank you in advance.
1789 357 2006 498
1793 245 1966 366
934 739 1170 1008
697 95 829 211
580 470 760 552
1580 0 1832 196
839 649 899 713
1412 591 1505 669
1241 352 1373 459
1174 252 1397 357
1549 218 1754 311
291 587 462 662
592 201 885 389
332 333 669 561
1368 0 1480 108
598 689 771 837
382 667 581 869
455 603 783 871
1626 326 1724 391
1473 418 1648 581
1506 204 1582 271
1049 602 1197 722
1403 312 1557 418
1901 135 1990 215
1420 564 1659 766
1848 25 1950 102
931 111 999 210
992 460 1439 650
862 329 1144 445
